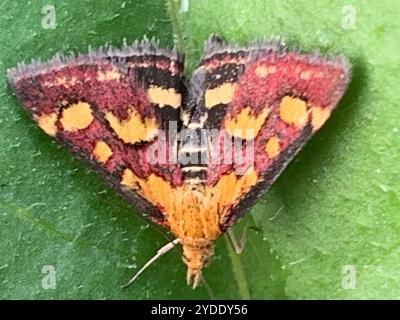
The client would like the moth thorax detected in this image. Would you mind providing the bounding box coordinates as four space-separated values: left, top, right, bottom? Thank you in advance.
179 127 208 183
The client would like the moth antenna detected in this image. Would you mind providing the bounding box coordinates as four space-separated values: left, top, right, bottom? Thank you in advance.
121 238 181 289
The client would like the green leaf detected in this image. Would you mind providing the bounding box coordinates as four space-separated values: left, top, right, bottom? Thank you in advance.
1 0 399 299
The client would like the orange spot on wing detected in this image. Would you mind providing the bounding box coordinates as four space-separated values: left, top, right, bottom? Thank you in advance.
224 107 270 139
121 168 141 190
300 70 312 80
105 107 158 144
60 101 94 132
205 83 237 109
279 96 308 128
213 169 258 217
93 140 113 163
265 136 280 158
147 85 181 108
97 69 121 81
311 106 331 131
36 112 58 136
255 65 276 78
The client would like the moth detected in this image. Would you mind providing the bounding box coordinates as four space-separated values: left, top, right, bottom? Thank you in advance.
7 35 351 288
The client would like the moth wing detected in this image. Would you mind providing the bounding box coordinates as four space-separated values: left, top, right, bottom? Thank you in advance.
7 41 185 227
186 35 351 228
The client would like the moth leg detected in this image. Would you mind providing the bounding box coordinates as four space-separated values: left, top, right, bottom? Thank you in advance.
226 224 249 255
122 238 181 288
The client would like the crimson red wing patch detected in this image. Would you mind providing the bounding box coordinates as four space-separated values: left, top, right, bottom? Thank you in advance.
192 36 351 229
8 40 184 228
7 35 351 288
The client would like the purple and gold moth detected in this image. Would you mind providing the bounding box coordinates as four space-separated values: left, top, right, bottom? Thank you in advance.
7 35 351 288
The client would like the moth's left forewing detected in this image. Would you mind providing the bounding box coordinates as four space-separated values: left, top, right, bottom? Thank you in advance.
7 44 185 228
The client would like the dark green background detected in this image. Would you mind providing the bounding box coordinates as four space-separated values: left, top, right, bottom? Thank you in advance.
0 0 399 299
